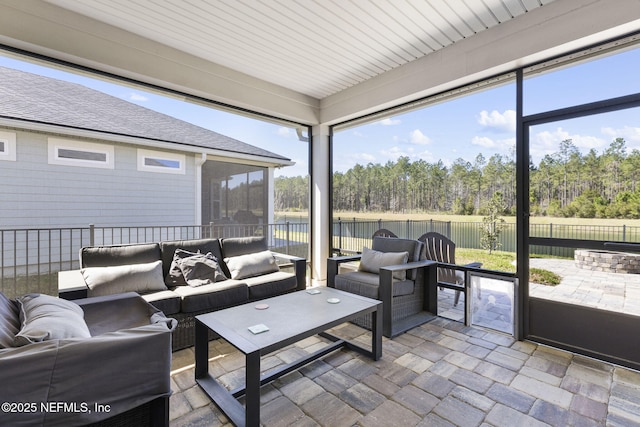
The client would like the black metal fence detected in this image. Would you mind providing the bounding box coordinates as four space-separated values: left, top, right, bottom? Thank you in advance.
0 222 309 298
332 218 640 258
3 218 640 298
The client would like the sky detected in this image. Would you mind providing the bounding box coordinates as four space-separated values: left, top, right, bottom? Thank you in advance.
334 46 640 172
1 45 639 177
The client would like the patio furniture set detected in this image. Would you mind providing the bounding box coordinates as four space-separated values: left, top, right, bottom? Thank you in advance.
1 232 474 426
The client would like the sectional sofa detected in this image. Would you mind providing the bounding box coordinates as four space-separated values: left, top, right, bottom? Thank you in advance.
60 236 306 350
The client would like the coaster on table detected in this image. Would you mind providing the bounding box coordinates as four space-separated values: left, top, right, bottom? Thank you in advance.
248 324 269 334
255 303 269 310
327 298 340 304
306 289 321 295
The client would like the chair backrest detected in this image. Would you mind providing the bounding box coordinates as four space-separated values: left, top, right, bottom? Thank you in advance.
418 232 457 284
372 228 398 239
371 236 423 280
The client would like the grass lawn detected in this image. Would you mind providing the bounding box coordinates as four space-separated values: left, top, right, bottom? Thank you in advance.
277 211 640 227
275 211 570 286
457 248 562 286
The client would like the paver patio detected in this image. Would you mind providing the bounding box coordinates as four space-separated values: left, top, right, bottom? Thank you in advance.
169 314 640 426
529 258 640 316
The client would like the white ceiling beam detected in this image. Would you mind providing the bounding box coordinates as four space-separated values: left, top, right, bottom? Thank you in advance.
0 0 320 125
320 0 640 125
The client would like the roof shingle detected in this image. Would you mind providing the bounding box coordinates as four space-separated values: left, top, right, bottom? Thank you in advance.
0 66 290 162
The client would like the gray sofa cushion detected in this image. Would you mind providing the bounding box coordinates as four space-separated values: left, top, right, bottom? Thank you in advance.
221 236 268 258
225 250 279 280
358 247 409 280
372 237 423 280
140 290 181 315
0 292 19 348
334 271 415 299
172 280 248 313
160 238 224 279
80 242 161 268
14 294 91 346
242 271 298 299
82 260 167 297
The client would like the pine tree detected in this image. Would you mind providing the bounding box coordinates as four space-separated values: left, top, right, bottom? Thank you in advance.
480 192 506 254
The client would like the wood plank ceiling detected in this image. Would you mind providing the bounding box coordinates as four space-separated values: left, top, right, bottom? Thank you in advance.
45 0 555 100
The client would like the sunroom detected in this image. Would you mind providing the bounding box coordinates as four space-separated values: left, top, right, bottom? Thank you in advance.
1 0 640 425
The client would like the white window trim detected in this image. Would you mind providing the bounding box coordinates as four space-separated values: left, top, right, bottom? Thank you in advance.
0 131 17 161
48 138 114 169
137 149 185 174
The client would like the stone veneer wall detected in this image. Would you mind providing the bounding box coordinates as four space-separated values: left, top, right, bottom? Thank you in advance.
574 249 640 274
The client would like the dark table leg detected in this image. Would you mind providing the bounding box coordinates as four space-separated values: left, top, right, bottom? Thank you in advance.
371 305 382 360
195 319 209 379
245 350 261 427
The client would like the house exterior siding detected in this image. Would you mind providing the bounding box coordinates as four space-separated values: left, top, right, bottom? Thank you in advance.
0 128 196 229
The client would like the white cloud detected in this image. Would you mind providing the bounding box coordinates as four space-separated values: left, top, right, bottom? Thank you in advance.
602 126 640 143
276 127 293 137
128 92 148 102
379 117 401 126
410 129 431 145
530 127 606 162
478 109 516 133
471 136 515 151
381 146 410 158
379 146 437 164
471 136 495 148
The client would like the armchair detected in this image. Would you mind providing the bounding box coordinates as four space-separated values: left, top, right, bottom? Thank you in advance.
0 292 176 426
327 236 437 338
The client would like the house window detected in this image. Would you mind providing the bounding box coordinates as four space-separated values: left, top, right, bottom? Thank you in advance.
0 131 16 161
137 149 185 174
48 138 114 169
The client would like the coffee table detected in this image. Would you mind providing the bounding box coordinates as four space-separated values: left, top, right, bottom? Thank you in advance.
194 287 382 427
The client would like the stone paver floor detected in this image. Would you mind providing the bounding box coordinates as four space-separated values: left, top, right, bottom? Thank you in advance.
169 316 640 426
529 258 640 316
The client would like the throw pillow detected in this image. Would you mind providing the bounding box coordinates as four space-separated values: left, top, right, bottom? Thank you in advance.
81 260 167 297
358 247 409 280
224 250 279 280
165 248 196 286
0 292 20 348
14 293 91 346
177 251 227 287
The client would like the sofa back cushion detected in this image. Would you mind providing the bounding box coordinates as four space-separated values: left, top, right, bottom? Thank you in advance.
160 238 223 279
0 292 19 348
358 247 409 280
221 236 268 258
371 237 423 280
80 243 161 268
220 237 270 278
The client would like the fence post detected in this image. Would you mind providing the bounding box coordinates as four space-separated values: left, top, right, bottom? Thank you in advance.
209 222 214 238
338 218 343 254
429 219 433 232
286 222 290 255
353 217 356 240
406 219 410 238
623 224 627 242
89 224 95 246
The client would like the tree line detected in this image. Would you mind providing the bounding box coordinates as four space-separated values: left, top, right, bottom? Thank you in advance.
275 138 640 218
